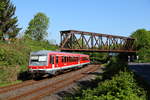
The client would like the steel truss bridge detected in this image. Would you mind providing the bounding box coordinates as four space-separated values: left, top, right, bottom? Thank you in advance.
60 30 136 53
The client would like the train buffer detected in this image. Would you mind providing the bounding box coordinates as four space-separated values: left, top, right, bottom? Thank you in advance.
128 63 150 86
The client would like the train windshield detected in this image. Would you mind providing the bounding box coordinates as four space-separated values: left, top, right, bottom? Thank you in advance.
29 55 47 66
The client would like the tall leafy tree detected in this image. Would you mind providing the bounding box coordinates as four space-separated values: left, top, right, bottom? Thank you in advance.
131 29 150 62
25 12 49 41
131 29 150 50
0 0 21 40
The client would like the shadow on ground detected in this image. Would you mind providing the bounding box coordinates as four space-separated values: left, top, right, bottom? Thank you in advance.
56 71 103 99
17 71 53 81
17 71 32 81
129 63 150 100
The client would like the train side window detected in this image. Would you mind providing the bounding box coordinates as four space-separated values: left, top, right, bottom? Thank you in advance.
70 57 72 62
56 56 58 64
67 57 69 62
64 56 65 62
62 56 64 63
66 56 68 62
66 56 67 62
72 57 74 62
76 57 78 62
65 56 67 63
69 57 71 62
62 56 63 62
62 56 65 63
50 55 54 64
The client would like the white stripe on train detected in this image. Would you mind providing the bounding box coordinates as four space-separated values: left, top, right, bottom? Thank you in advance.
29 62 90 74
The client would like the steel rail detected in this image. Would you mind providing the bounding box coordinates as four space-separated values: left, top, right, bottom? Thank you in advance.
30 65 99 100
6 65 99 100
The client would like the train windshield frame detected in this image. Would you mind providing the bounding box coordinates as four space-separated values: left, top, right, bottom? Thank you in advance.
29 55 48 66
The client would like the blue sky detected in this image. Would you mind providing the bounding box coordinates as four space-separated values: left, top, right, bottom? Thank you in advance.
12 0 150 44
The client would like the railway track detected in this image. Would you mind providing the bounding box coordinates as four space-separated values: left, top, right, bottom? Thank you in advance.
0 80 35 94
0 64 100 100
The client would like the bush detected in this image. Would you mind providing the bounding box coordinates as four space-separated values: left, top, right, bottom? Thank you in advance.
22 37 58 51
0 43 30 66
103 55 128 79
137 48 150 62
0 66 20 83
74 71 146 100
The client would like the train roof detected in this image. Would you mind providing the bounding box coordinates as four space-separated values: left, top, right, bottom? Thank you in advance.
30 50 89 56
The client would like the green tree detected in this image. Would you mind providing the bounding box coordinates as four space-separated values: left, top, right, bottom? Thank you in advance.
131 29 150 62
25 12 49 41
0 0 21 40
131 29 150 50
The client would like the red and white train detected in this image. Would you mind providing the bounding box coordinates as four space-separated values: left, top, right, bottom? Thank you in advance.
28 50 90 77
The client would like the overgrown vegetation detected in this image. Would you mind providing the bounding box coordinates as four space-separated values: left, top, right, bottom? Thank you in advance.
70 72 146 100
0 38 58 85
64 55 147 100
0 0 57 85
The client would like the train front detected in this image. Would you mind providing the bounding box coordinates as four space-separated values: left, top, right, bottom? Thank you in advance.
28 51 49 77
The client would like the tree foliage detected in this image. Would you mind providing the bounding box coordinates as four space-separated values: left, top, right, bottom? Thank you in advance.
131 29 150 62
25 12 49 41
0 0 21 40
131 29 150 50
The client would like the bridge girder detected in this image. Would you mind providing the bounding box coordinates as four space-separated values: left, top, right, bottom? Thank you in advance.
60 30 136 53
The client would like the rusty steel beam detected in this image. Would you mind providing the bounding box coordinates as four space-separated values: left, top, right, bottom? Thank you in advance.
60 30 136 53
61 30 134 39
61 48 136 53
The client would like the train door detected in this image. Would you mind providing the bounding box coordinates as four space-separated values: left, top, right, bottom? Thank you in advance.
49 55 56 69
58 56 61 67
55 56 59 68
58 56 62 68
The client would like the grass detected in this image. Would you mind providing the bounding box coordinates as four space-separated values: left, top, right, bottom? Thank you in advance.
0 80 22 87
